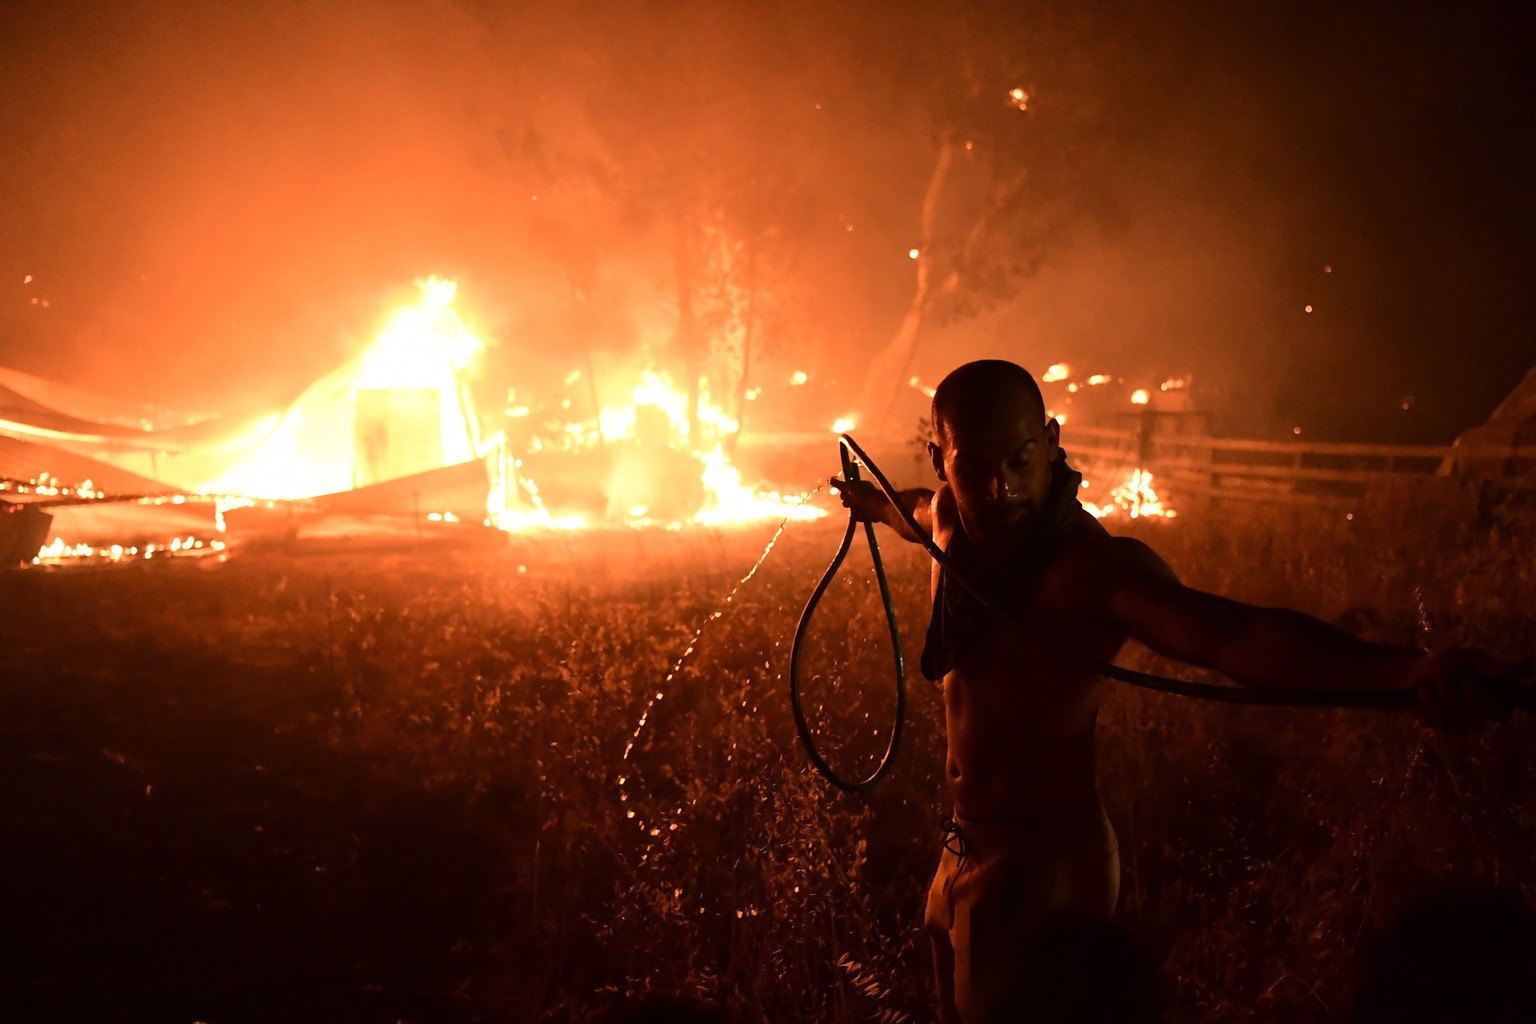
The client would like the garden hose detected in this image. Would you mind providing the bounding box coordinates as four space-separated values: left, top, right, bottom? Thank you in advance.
799 434 1534 732
789 439 906 793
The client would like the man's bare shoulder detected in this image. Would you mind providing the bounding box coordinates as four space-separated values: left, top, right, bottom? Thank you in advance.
1046 523 1181 610
1099 532 1179 585
931 483 958 538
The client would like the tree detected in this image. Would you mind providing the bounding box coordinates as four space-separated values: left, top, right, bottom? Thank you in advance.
463 0 1111 438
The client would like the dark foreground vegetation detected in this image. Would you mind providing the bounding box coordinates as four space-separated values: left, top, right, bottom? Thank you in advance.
2 498 1533 1023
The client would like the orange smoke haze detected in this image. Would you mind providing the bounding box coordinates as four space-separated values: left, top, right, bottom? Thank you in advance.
2 0 1532 443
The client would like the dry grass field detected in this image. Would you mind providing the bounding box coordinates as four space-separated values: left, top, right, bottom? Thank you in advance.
2 498 1532 1023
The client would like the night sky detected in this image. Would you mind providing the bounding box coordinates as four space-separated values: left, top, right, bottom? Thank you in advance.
2 0 1532 441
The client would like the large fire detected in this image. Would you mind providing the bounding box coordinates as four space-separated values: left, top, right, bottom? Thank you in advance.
198 277 824 532
548 367 823 527
18 287 1201 568
15 278 832 567
203 276 485 501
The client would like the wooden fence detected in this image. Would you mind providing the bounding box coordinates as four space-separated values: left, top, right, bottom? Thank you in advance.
1064 419 1536 513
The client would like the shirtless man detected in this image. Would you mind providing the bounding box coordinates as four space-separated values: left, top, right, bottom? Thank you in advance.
831 360 1526 1024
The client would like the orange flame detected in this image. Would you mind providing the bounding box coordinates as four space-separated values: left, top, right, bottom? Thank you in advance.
1083 468 1175 520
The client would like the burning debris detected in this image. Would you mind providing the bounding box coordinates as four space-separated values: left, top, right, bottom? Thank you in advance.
2 277 828 567
1082 468 1176 520
1035 362 1185 521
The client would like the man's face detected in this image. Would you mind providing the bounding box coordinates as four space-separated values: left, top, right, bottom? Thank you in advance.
929 393 1060 548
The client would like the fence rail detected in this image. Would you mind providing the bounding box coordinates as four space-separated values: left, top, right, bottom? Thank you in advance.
1063 420 1536 512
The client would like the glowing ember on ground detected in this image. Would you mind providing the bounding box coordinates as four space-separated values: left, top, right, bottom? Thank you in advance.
1 474 104 500
33 535 227 566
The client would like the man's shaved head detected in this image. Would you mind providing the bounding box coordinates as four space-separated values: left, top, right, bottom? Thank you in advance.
927 360 1060 551
931 360 1046 444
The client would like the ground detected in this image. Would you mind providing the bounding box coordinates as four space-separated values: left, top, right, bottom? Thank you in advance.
2 504 1533 1023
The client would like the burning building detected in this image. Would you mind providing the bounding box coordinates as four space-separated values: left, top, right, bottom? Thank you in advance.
1 277 827 566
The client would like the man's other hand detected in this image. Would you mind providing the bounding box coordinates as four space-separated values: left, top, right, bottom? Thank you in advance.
1408 649 1533 733
829 476 888 523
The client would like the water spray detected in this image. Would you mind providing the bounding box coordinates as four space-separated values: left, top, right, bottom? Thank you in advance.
618 485 824 836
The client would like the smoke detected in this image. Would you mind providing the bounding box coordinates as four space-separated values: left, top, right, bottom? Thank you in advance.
1 0 1531 440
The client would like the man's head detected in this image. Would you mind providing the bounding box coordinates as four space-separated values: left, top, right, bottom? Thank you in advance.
929 360 1060 546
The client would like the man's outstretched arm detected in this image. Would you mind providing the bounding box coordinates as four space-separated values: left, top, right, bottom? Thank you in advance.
1099 537 1529 730
828 476 935 543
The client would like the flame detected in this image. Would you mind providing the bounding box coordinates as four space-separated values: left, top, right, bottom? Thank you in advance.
596 369 740 446
693 448 823 526
831 416 857 434
1082 468 1175 520
1130 388 1150 405
1 473 103 500
516 367 826 529
204 276 487 501
1041 363 1071 383
33 534 227 566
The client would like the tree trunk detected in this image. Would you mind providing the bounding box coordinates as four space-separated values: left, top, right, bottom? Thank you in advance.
729 235 758 459
854 135 957 434
854 139 1033 435
673 217 702 448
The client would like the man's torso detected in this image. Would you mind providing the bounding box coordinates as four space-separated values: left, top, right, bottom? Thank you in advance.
928 485 1131 819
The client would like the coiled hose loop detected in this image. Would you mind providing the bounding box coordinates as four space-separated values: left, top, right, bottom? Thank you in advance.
789 438 906 793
